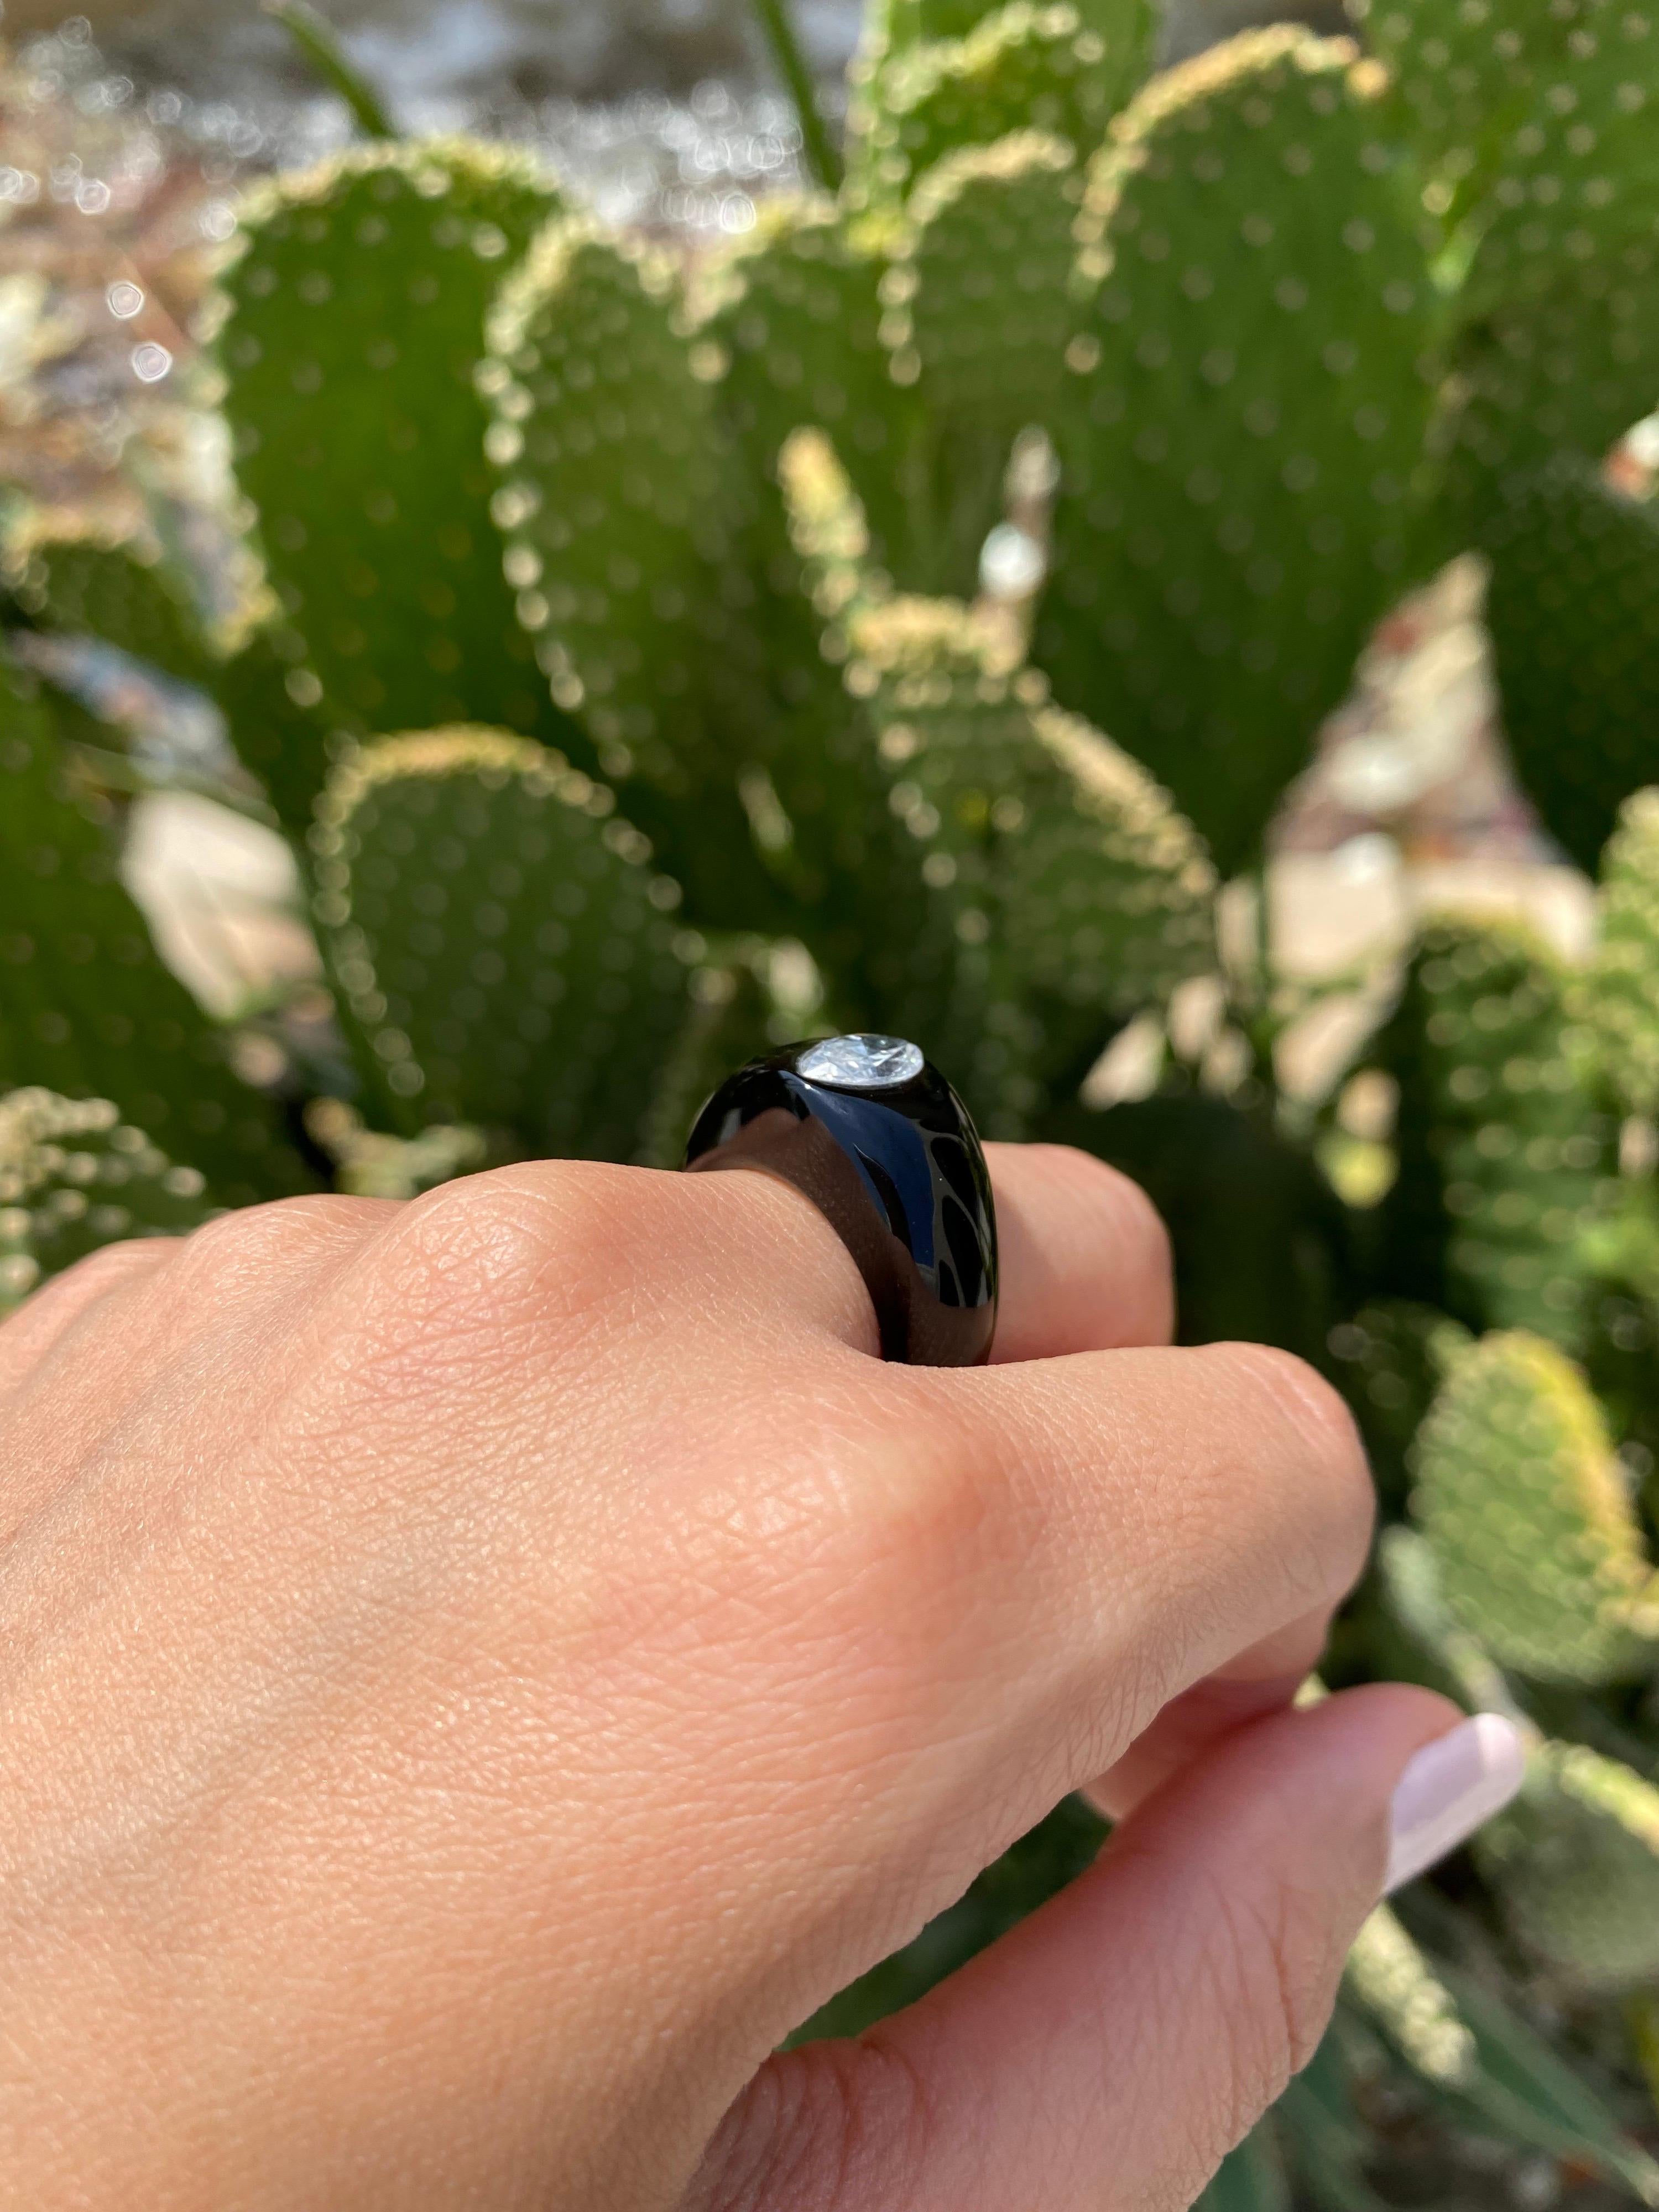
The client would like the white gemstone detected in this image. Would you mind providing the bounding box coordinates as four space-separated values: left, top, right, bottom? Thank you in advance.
797 1034 924 1090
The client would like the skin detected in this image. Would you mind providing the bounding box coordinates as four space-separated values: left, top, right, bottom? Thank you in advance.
0 1142 1459 2210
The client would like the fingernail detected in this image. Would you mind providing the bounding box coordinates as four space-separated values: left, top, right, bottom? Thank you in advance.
1384 1713 1527 1895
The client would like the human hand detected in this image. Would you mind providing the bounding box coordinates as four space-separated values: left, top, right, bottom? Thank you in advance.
0 1146 1521 2209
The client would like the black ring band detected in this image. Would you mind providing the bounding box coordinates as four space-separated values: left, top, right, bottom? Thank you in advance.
682 1034 998 1366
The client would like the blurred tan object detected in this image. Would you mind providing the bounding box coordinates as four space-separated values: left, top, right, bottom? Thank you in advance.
122 792 320 1018
1280 554 1546 865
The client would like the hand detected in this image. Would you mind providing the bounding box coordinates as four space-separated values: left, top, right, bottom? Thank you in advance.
0 1147 1514 2209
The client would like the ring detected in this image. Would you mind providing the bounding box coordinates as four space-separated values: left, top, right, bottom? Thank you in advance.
682 1034 998 1366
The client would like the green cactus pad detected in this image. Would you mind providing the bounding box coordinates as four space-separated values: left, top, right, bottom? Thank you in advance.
794 483 1210 1118
1036 28 1444 874
302 1097 489 1199
1458 23 1659 498
1479 1741 1659 1991
1343 0 1580 203
484 219 811 928
0 664 309 1204
18 525 213 687
1329 1298 1472 1508
879 132 1084 590
853 1 1145 205
782 428 1215 1123
1350 0 1659 500
896 133 1082 419
1378 914 1614 1343
207 615 338 839
698 199 923 580
1485 462 1659 878
310 727 695 1162
220 139 572 746
1583 787 1659 1118
1412 1330 1659 1685
1345 1904 1479 2089
0 1087 212 1315
872 0 1149 71
483 221 747 791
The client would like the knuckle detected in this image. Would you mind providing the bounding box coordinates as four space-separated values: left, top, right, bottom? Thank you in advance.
170 1194 372 1295
39 1236 167 1302
1207 1341 1373 1563
373 1161 670 1337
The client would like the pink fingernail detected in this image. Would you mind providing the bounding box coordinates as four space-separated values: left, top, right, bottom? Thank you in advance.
1384 1713 1527 1895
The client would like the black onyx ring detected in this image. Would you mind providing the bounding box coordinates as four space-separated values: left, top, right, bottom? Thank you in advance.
683 1034 998 1366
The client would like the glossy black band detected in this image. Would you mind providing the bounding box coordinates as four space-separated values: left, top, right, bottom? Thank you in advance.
682 1036 998 1366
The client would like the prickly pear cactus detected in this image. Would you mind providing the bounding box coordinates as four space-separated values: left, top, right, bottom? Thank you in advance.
207 611 338 838
1035 29 1446 872
0 662 307 1204
302 1097 489 1199
1485 462 1659 878
1480 1742 1659 1993
848 0 1144 206
879 131 1083 587
1377 915 1614 1344
219 140 572 747
1584 787 1659 1121
0 1086 211 1315
1345 1902 1479 2090
700 201 924 580
309 727 695 1162
1411 1330 1659 1686
781 428 1215 1126
482 220 750 794
1328 1299 1470 1508
1359 0 1659 503
16 524 215 688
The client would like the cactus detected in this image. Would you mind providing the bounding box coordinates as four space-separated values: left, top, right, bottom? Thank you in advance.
1584 787 1659 1121
1328 1298 1470 1508
14 523 216 689
218 140 573 749
206 613 337 837
1480 1742 1659 1994
0 662 307 1204
1377 914 1615 1345
1411 1330 1659 1686
848 0 1147 206
309 727 695 1162
1346 1902 1480 2090
480 220 795 929
879 132 1084 588
1485 462 1659 879
700 201 925 579
302 1097 489 1199
1036 29 1446 872
0 1086 211 1315
780 427 1215 1126
1352 0 1659 503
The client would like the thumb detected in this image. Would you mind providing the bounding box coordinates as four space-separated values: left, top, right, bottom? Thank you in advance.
688 1687 1524 2212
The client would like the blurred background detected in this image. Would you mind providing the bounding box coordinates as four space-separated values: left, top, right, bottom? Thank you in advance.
0 0 1602 1087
